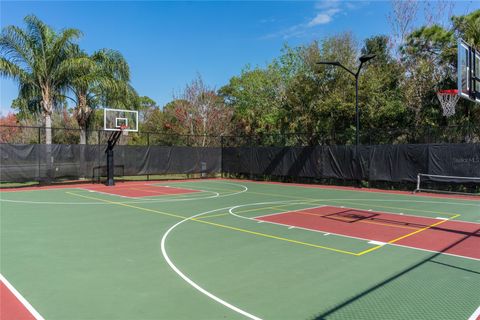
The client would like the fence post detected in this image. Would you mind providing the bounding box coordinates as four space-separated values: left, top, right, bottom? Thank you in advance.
146 133 150 181
38 127 41 144
220 135 224 178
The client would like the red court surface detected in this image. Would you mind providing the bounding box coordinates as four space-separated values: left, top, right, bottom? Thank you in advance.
2 178 478 201
80 184 200 198
0 282 36 320
256 206 480 259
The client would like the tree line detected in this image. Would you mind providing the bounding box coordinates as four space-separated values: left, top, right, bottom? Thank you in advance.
1 7 479 146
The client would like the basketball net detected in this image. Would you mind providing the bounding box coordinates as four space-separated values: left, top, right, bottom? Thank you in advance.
437 89 459 117
120 125 129 136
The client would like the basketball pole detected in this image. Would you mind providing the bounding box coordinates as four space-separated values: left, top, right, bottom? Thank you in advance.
105 130 122 186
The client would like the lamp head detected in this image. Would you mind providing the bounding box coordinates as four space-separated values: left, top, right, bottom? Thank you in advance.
359 54 376 63
316 61 341 66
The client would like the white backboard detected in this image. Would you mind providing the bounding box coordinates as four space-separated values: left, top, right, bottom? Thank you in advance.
103 108 139 132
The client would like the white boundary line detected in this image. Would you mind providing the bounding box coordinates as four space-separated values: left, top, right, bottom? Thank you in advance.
299 201 480 225
0 182 249 205
78 187 211 199
252 205 327 219
246 180 480 202
0 273 44 320
77 188 138 199
310 198 480 208
228 201 480 261
468 306 480 320
160 203 263 320
255 215 480 261
229 201 383 242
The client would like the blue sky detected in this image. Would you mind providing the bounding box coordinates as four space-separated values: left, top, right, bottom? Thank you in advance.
0 1 477 115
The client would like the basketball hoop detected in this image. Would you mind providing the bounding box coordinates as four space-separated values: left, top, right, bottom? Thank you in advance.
437 89 460 117
120 125 129 136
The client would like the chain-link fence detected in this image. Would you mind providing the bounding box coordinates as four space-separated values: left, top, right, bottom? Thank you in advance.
0 125 223 147
221 125 480 147
1 124 479 146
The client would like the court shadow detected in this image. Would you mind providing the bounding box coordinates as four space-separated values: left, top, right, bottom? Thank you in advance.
310 226 480 320
325 208 479 238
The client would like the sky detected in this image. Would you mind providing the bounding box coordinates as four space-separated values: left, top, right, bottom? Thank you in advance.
0 1 478 115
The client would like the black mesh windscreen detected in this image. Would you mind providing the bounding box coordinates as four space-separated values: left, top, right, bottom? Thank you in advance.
1 143 478 183
0 144 222 182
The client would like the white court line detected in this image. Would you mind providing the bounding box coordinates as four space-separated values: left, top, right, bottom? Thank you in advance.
256 216 480 261
156 185 206 193
368 241 386 246
249 180 480 203
254 202 437 222
78 187 207 199
301 202 480 225
0 273 44 320
160 204 263 320
0 182 249 205
2 186 478 226
335 198 480 207
251 204 327 220
0 190 221 205
78 188 138 199
229 201 480 262
468 306 480 320
250 216 363 240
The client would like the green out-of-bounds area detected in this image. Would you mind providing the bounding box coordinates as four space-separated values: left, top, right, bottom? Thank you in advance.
1 180 479 320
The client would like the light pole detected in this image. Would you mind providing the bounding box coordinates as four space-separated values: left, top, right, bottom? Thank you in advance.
317 54 376 145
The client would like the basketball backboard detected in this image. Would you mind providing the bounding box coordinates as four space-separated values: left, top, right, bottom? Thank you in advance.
103 108 139 132
458 38 480 103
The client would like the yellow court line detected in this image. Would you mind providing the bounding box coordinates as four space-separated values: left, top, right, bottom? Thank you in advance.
204 186 455 218
65 191 187 219
328 199 455 218
294 211 419 230
66 191 357 255
200 203 318 220
234 202 314 215
361 220 419 230
233 188 454 218
171 183 325 204
355 214 461 256
129 187 172 195
387 214 460 244
190 218 358 255
129 187 211 197
197 213 229 219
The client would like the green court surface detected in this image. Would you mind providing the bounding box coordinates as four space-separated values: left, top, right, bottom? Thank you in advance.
1 180 479 320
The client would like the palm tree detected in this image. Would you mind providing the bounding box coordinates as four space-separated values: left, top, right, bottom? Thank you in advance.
0 15 84 144
66 46 135 144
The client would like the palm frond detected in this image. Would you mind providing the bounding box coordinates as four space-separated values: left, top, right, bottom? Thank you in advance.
53 56 95 83
93 48 130 81
0 25 34 70
0 57 29 81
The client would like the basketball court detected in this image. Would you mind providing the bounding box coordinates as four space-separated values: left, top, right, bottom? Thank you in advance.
1 179 479 319
1 39 479 320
